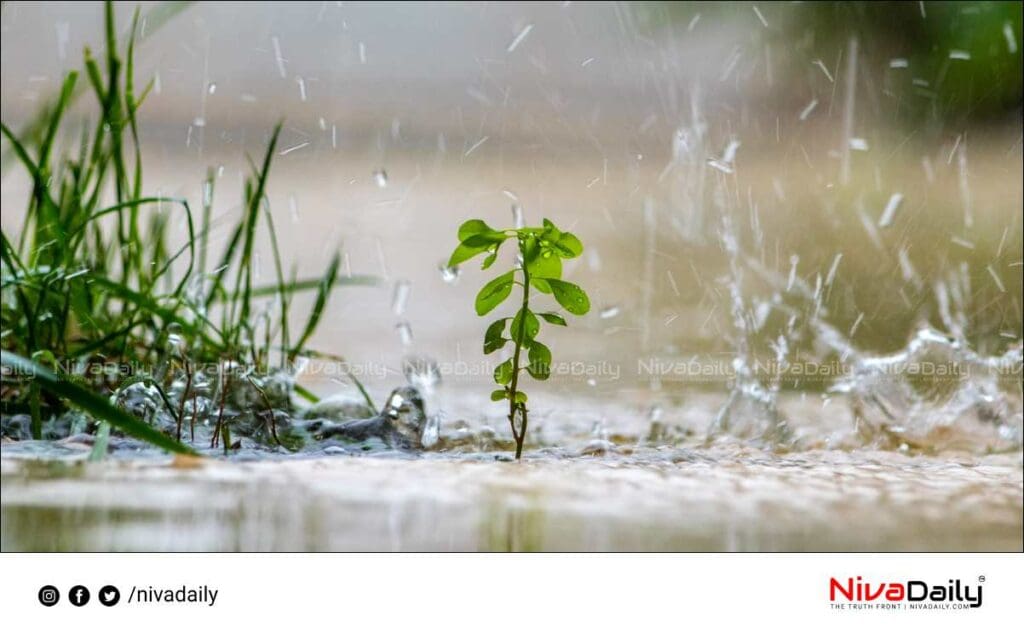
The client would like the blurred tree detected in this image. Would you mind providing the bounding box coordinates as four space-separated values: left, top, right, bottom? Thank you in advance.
650 1 1022 122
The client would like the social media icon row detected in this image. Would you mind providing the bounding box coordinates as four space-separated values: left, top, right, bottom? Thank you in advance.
38 584 120 607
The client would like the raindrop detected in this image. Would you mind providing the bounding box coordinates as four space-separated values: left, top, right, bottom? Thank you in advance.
849 137 869 151
391 279 411 315
278 142 309 156
202 180 214 207
166 323 185 357
207 82 217 95
506 24 534 53
798 98 818 121
373 169 388 188
395 321 413 347
878 193 904 228
438 262 460 284
512 203 525 229
1004 21 1018 54
271 36 286 77
599 305 621 319
648 405 663 423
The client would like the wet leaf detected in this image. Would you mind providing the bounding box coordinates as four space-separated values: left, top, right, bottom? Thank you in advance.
527 341 551 380
493 358 514 385
484 318 508 354
553 232 583 258
449 232 506 268
545 278 591 315
481 248 498 270
475 271 515 315
510 307 540 344
537 312 567 326
458 218 494 241
527 247 561 289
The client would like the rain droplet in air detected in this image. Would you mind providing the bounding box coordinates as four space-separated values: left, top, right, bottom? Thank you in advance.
373 169 388 188
391 279 411 315
849 137 869 152
395 321 413 347
512 203 525 229
878 193 904 228
506 24 534 53
439 262 460 284
207 82 217 95
599 305 621 319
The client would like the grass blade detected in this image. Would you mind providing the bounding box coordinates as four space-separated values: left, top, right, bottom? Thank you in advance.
1 351 196 455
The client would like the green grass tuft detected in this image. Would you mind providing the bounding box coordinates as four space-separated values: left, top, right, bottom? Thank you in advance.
0 2 372 452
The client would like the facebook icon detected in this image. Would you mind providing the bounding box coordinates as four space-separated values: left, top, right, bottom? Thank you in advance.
69 585 90 607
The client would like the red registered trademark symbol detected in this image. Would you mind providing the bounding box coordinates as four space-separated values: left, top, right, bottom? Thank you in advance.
978 576 986 583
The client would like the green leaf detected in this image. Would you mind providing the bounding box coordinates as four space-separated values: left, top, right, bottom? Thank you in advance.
545 278 590 315
481 248 498 270
475 271 515 316
484 318 509 354
540 219 563 248
462 232 507 247
553 232 583 258
293 252 340 355
490 389 507 402
1 351 195 455
458 219 494 241
527 341 552 380
513 391 528 404
448 241 489 268
448 232 507 268
537 312 567 326
527 249 561 286
493 358 514 385
520 234 540 264
510 308 540 344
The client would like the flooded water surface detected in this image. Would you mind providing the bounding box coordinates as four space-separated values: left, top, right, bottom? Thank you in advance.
1 2 1021 552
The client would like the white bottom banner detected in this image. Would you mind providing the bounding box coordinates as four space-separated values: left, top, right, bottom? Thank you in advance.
1 553 1021 631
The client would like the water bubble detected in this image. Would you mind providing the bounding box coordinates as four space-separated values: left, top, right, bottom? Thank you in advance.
207 82 217 95
391 279 411 315
373 169 388 188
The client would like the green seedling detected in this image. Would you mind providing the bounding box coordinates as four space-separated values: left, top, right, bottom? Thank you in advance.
449 217 590 459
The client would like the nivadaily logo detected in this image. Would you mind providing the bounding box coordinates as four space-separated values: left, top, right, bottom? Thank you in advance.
829 575 985 610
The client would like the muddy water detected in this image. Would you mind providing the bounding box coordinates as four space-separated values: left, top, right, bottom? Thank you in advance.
2 390 1021 552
